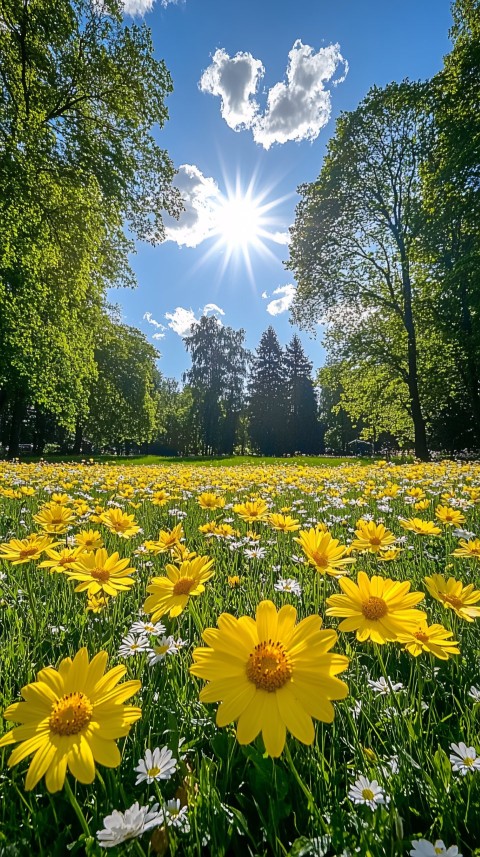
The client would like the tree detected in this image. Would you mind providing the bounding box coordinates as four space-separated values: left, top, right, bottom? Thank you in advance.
82 316 160 451
287 82 432 460
248 327 286 456
283 335 319 454
0 0 180 454
183 316 249 455
419 0 480 443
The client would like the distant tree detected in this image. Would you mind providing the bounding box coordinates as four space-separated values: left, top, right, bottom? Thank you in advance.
283 335 319 453
183 316 249 455
82 317 160 451
248 327 286 456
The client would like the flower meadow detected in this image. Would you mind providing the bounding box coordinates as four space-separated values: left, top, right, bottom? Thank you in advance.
0 460 479 857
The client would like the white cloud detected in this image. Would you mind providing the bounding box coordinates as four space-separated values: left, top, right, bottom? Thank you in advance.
261 291 268 299
165 307 198 337
122 0 180 14
203 303 225 317
162 164 220 248
152 332 165 340
266 284 296 316
200 40 347 149
199 49 264 131
143 311 166 330
164 303 225 337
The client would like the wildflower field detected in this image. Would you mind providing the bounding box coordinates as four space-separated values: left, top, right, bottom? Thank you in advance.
0 460 479 857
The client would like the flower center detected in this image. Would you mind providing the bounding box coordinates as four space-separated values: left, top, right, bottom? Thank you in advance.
312 552 328 567
414 631 429 643
173 577 195 595
362 596 388 620
148 766 161 777
463 756 474 766
49 692 93 735
246 641 293 692
19 547 37 558
91 567 110 582
361 788 375 801
442 594 462 609
370 537 381 545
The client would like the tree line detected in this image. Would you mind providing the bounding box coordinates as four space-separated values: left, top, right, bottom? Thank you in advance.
0 0 478 460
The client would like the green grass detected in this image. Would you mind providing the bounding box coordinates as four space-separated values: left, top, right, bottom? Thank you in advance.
0 460 478 856
17 453 375 467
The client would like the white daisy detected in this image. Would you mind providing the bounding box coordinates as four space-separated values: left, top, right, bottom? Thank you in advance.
367 676 404 696
348 776 388 811
161 799 190 832
410 839 462 856
97 801 163 848
449 742 480 775
130 619 166 636
135 747 177 785
118 634 150 658
147 635 179 665
467 686 480 703
274 578 302 597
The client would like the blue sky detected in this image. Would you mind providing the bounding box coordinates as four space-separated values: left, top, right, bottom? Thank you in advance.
110 0 453 381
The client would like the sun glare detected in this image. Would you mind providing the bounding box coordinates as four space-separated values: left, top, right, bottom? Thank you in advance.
198 173 294 283
216 194 262 249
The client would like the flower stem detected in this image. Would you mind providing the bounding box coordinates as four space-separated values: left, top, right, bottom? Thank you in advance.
64 777 90 839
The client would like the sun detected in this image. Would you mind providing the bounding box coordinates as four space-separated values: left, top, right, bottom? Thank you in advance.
197 173 293 283
214 192 263 251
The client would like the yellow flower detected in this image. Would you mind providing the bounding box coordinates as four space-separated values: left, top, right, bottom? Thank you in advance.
99 508 140 539
351 521 396 554
170 542 197 563
33 504 75 535
228 575 241 587
268 514 300 533
435 505 466 526
0 648 140 793
396 621 460 659
378 548 402 561
144 556 214 620
294 529 354 577
414 499 431 511
144 524 184 555
86 593 109 613
452 538 480 559
399 518 442 536
326 571 426 643
39 547 84 574
0 534 56 565
233 499 269 522
190 600 349 758
66 549 136 596
198 492 225 510
424 574 480 622
75 530 104 551
151 490 170 506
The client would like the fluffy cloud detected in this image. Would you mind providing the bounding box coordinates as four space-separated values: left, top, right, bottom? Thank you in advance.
162 164 220 248
122 0 180 14
165 303 225 337
266 284 296 316
200 40 347 149
199 49 264 131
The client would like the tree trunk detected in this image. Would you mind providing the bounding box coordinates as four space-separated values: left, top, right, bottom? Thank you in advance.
400 253 429 461
7 394 26 459
73 420 83 454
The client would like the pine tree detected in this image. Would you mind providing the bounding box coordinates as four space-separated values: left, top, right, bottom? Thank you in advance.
248 327 286 455
284 335 319 453
183 316 248 455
